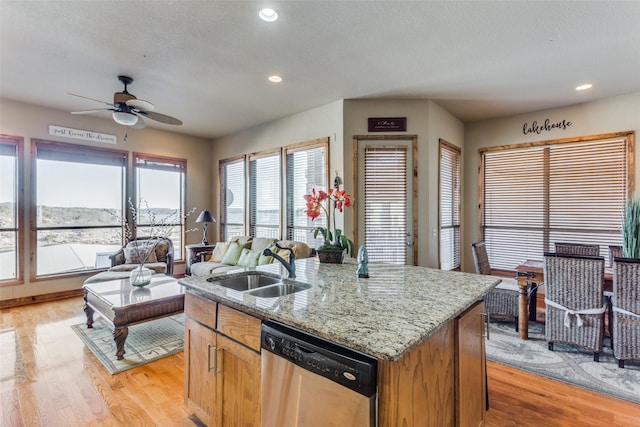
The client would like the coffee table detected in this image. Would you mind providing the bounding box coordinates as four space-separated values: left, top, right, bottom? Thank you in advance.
83 274 185 360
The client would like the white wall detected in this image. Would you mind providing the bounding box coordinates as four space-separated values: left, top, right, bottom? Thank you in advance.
343 99 464 267
0 99 212 301
210 101 344 242
462 92 640 273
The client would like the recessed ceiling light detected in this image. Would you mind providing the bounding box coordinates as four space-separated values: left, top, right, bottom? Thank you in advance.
268 75 283 83
575 83 593 91
259 8 278 22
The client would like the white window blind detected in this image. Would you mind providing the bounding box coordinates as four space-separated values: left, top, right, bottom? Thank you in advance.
220 158 246 241
439 141 461 270
286 145 327 246
363 147 407 264
249 153 281 239
481 136 629 271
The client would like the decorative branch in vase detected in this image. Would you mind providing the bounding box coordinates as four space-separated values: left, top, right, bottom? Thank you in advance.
304 187 355 263
122 198 196 286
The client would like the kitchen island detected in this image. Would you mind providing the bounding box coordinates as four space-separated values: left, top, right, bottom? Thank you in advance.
179 257 500 426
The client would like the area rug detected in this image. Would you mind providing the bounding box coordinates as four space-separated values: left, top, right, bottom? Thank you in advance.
71 314 184 375
485 320 640 404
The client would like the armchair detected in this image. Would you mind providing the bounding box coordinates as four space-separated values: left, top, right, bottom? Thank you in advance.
108 236 174 276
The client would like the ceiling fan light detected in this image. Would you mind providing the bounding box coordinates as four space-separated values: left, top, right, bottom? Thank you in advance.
132 116 145 129
112 111 138 126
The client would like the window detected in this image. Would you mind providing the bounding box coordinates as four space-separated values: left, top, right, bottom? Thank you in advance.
249 150 281 239
135 153 187 261
220 157 246 241
33 140 126 278
480 132 633 271
1 136 23 284
439 140 461 271
285 139 328 247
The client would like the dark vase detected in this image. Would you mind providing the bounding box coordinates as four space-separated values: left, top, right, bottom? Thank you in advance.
317 248 346 264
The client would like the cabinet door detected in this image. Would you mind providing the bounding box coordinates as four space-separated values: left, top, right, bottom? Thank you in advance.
217 334 261 427
185 318 218 426
456 301 486 427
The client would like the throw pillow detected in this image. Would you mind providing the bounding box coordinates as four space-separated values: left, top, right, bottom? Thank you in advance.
250 237 277 253
258 250 274 265
237 249 261 267
276 245 297 262
221 241 251 265
124 241 158 264
211 242 230 262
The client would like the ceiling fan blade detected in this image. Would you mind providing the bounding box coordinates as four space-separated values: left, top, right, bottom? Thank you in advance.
140 111 183 125
71 108 114 115
126 98 154 112
67 93 114 107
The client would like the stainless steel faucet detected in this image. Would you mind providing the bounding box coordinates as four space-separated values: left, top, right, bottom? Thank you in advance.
263 243 296 278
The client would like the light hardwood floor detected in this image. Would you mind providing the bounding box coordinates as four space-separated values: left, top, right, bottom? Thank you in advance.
2 296 639 426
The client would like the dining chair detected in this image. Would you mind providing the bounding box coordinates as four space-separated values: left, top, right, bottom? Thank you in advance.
611 257 640 368
543 252 606 361
608 245 623 267
472 241 522 332
554 242 600 256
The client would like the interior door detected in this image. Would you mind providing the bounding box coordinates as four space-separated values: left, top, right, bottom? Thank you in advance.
356 137 415 265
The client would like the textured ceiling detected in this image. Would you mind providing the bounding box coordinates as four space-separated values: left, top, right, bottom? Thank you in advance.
1 1 639 139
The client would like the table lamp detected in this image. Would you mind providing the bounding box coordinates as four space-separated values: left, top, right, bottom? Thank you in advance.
196 210 216 245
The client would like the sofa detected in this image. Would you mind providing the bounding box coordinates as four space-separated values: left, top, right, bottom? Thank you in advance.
189 236 315 277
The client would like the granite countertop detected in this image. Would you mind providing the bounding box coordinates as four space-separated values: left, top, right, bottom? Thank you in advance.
179 257 500 361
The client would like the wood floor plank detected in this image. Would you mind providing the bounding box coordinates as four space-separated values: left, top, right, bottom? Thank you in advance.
2 296 639 426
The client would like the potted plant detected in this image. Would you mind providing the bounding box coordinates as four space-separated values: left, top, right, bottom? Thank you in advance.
304 187 355 263
622 195 640 258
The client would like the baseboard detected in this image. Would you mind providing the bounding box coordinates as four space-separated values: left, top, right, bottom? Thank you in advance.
0 289 84 309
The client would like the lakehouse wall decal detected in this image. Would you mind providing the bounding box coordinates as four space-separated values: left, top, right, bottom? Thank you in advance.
522 118 573 135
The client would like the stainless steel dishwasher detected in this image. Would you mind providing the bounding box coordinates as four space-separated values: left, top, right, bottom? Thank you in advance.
261 321 377 427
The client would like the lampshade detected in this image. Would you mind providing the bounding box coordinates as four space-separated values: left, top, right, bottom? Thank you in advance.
196 210 216 223
112 111 139 126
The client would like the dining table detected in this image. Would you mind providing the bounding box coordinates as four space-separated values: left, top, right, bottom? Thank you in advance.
515 259 613 340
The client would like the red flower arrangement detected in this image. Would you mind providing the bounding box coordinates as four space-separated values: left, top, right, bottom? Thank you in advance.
304 187 355 256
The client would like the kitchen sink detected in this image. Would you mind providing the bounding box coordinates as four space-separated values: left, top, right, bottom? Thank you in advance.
247 282 311 298
207 273 281 291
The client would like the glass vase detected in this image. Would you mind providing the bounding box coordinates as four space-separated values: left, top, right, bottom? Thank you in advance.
129 265 153 287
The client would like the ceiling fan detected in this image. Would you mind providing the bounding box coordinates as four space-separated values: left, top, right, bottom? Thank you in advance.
68 75 183 128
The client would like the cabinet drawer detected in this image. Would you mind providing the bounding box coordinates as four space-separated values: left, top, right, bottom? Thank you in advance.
185 292 217 330
217 304 261 352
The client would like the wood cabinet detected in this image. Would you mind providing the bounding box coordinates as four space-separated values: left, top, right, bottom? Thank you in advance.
456 301 487 427
184 317 217 426
184 292 261 427
378 300 486 427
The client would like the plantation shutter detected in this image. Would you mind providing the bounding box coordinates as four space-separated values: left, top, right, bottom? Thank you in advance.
220 158 246 241
363 146 407 264
285 144 327 245
481 137 628 271
249 152 281 238
439 142 461 270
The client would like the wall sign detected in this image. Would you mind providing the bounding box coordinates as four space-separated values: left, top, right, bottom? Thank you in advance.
49 125 117 144
522 118 572 135
368 117 407 132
